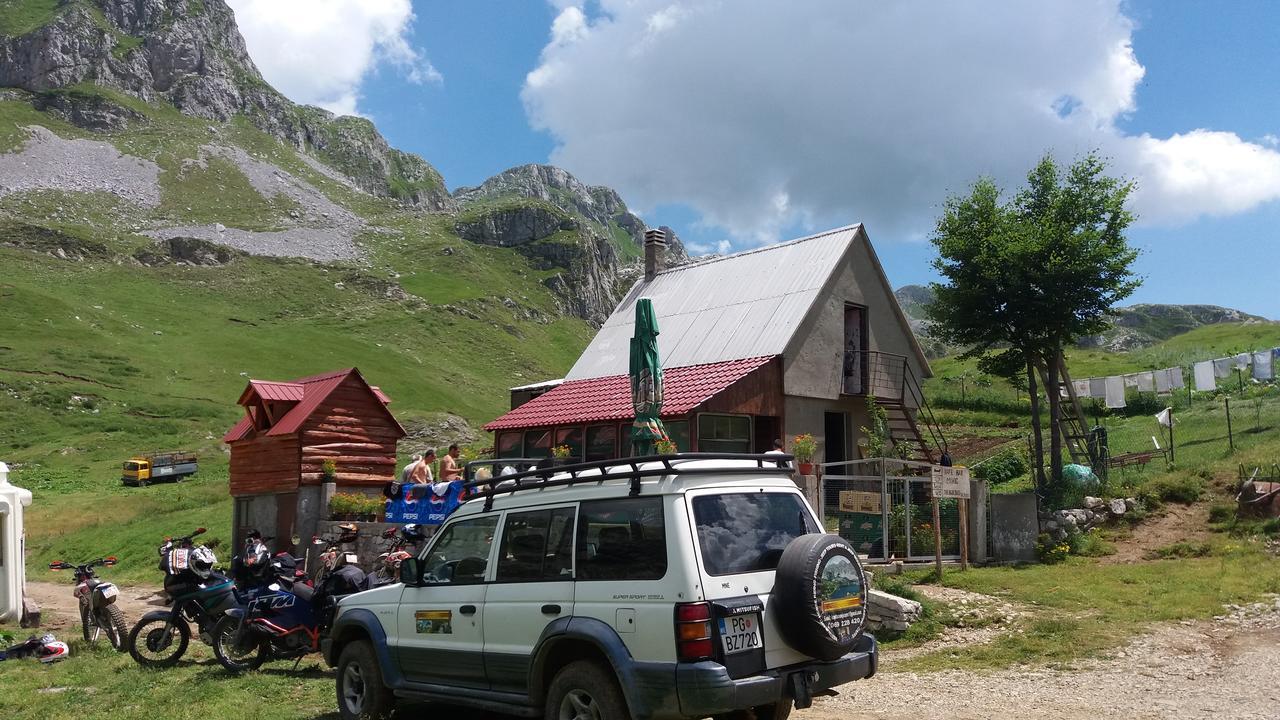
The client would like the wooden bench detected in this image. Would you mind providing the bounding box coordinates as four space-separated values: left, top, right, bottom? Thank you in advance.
1108 450 1161 469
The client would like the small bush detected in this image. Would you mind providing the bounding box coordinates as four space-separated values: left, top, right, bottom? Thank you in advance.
1071 531 1117 557
1208 503 1236 524
1036 533 1070 564
974 448 1029 487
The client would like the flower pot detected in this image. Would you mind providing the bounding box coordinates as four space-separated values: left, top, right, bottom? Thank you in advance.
798 462 815 475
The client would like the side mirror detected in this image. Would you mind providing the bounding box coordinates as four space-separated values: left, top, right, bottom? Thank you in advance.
399 557 423 587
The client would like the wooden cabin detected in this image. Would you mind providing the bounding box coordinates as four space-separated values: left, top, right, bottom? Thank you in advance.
223 367 406 551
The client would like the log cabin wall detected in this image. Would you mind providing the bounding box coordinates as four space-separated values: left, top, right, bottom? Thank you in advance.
229 435 301 496
699 358 784 417
299 374 400 487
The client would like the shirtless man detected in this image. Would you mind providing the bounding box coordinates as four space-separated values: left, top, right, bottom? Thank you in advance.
439 444 463 481
410 448 436 484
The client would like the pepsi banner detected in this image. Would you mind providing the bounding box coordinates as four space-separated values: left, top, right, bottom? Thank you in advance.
385 481 466 525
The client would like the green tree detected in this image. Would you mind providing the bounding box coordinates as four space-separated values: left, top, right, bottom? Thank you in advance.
926 152 1140 494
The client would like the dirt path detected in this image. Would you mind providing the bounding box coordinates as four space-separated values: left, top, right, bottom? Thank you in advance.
1101 501 1215 564
805 599 1280 720
22 580 162 634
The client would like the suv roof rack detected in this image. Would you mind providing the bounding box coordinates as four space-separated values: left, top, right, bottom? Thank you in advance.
462 453 796 512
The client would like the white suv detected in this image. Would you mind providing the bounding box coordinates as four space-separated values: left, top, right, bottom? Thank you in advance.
323 454 877 720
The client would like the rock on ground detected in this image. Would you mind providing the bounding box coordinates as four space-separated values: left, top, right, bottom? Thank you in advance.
0 126 160 206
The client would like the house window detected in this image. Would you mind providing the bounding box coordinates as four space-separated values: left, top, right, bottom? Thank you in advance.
496 432 523 459
585 425 617 462
524 429 552 458
843 304 866 395
665 420 689 453
697 414 752 454
554 427 584 460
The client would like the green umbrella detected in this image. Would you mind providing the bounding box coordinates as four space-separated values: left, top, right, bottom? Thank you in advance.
630 298 668 455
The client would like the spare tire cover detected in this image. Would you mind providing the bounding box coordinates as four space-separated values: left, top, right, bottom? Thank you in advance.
772 533 868 661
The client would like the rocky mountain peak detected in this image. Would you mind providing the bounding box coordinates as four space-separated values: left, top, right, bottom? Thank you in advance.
0 0 452 209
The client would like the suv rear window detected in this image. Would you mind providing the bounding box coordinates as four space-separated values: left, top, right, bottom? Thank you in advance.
576 497 667 580
692 492 819 576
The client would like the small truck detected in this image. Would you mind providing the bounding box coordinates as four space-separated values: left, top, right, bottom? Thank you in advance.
121 451 198 487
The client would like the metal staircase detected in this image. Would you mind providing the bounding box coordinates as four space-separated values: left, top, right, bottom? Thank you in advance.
856 351 947 464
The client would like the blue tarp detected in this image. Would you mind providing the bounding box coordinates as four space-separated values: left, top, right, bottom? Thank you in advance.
385 481 466 525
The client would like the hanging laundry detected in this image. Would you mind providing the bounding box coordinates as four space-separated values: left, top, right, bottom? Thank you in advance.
1254 350 1274 381
1123 374 1140 388
1089 377 1106 399
1194 361 1217 392
1213 357 1233 378
1155 368 1173 394
1169 367 1185 389
1104 376 1126 409
1073 379 1091 398
1235 352 1251 370
1136 371 1156 392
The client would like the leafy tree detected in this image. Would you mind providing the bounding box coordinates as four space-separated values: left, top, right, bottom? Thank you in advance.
926 152 1140 494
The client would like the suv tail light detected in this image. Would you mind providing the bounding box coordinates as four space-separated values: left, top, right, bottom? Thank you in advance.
674 602 714 662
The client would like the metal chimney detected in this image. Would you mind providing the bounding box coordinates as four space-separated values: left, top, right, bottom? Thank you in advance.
643 227 667 281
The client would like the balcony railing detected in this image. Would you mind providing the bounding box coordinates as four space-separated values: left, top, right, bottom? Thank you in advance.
842 350 948 458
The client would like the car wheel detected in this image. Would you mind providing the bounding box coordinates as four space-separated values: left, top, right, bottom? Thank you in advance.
336 640 395 720
545 660 629 720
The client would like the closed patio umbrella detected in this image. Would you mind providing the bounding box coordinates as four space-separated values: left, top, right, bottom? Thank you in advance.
630 298 668 455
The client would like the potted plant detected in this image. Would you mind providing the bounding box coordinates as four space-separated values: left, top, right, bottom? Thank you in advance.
362 494 384 522
321 458 337 483
328 492 354 520
551 445 573 465
655 438 678 455
792 433 817 475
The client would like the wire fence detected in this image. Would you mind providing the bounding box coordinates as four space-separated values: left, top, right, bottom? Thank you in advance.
821 458 962 562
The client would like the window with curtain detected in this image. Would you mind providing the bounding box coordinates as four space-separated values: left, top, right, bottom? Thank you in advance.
697 414 752 454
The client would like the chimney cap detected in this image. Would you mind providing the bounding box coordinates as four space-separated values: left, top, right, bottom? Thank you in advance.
643 228 668 245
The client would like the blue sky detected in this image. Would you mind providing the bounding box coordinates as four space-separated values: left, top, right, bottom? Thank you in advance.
230 1 1280 318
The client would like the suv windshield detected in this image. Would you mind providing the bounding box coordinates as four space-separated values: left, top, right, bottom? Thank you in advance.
692 492 819 576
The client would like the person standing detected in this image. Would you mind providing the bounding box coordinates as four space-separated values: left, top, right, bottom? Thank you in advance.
410 449 436 484
399 453 421 484
440 444 463 481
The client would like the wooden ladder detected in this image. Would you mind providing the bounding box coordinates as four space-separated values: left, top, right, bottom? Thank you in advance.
1037 361 1097 468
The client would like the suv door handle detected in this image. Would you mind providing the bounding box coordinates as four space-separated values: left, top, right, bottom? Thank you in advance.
459 605 477 616
541 604 562 615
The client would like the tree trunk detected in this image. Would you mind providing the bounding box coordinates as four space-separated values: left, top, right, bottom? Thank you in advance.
1026 356 1047 497
1047 347 1064 491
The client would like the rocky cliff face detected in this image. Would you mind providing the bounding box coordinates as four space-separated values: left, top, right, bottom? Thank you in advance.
454 164 688 261
0 0 451 209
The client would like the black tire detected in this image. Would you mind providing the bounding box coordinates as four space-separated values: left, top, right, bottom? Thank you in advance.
336 640 396 720
102 604 129 651
211 615 269 674
127 615 190 668
544 660 629 720
80 601 95 643
772 533 868 661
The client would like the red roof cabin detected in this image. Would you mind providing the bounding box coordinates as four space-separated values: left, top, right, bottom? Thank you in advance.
223 367 405 551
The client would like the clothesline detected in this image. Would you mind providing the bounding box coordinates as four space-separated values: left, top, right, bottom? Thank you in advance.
1069 346 1280 409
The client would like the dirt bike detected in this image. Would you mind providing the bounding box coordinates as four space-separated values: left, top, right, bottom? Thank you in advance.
48 556 128 650
126 527 243 668
371 523 426 586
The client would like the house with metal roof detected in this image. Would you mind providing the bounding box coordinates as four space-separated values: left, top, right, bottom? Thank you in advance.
484 223 945 465
223 367 405 551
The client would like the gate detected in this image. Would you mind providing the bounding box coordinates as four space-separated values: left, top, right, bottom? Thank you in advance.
819 458 962 562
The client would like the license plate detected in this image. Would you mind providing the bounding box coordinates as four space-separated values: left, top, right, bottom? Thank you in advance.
99 584 118 600
718 613 762 654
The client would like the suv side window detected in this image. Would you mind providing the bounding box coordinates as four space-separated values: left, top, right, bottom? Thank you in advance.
422 515 499 585
576 497 667 581
496 507 576 582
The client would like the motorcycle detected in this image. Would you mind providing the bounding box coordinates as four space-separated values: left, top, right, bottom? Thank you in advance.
371 523 426 586
48 556 128 650
126 527 241 668
0 633 69 663
211 526 369 673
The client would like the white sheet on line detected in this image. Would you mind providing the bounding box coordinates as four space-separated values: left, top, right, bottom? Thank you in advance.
1073 379 1091 398
1136 371 1155 392
1194 361 1217 392
1236 352 1251 370
1123 373 1140 388
1089 377 1106 398
1105 376 1126 408
1213 357 1234 378
1169 366 1185 389
1155 368 1173 394
1254 350 1274 380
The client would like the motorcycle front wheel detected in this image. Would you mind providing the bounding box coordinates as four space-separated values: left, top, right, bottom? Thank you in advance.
127 615 190 668
211 616 269 674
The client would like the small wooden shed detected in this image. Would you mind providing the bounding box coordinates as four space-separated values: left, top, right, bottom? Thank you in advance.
223 367 406 551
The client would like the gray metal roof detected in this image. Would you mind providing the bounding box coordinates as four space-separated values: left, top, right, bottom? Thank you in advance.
565 224 862 380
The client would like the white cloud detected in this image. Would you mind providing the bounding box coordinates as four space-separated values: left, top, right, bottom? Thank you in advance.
225 0 439 117
523 0 1280 244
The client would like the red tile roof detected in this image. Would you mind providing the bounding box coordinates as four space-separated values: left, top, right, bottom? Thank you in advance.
484 356 775 431
223 367 404 442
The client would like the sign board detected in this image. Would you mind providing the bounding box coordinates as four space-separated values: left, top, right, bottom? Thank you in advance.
838 490 882 514
931 465 971 499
